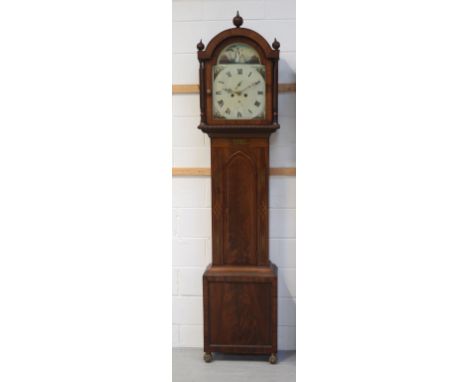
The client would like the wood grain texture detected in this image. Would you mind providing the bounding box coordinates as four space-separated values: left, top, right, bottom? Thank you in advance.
222 150 258 265
172 83 296 94
208 282 271 346
210 138 269 266
172 167 295 176
203 263 277 355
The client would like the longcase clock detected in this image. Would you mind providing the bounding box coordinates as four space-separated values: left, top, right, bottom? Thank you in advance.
197 12 280 364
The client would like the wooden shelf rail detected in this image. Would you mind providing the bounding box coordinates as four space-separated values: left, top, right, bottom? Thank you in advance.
172 167 295 176
172 83 296 94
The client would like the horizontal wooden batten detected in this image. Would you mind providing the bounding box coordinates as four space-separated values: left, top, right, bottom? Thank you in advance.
173 167 211 176
269 167 296 176
278 83 296 93
172 83 296 94
172 167 295 176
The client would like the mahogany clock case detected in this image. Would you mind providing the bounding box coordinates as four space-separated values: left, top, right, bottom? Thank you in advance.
196 13 281 363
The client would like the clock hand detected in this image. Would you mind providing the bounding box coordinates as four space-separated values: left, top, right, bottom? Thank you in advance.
236 80 261 94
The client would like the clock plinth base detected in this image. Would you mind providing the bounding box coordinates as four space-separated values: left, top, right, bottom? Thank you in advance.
203 263 278 357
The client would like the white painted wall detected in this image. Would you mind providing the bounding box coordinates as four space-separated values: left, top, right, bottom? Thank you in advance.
172 0 296 350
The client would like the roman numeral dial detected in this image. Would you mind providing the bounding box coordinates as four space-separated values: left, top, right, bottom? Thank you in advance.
212 64 266 120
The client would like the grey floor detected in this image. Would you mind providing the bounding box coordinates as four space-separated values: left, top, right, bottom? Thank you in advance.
173 348 296 382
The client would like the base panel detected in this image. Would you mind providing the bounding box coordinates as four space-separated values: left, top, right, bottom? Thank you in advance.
203 263 277 355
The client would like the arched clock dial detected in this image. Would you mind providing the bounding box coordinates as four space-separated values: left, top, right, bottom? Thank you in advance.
213 64 265 120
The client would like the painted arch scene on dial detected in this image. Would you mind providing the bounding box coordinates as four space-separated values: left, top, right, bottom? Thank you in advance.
213 43 266 120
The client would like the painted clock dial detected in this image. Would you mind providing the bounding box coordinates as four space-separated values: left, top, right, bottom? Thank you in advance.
212 43 266 120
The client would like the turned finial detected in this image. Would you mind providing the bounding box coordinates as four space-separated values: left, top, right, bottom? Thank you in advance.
272 38 280 50
233 11 243 28
197 39 205 51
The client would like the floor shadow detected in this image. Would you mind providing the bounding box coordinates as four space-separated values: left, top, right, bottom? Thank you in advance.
212 350 295 363
213 353 269 362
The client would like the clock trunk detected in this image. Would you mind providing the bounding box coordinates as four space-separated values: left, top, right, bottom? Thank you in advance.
211 138 269 266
